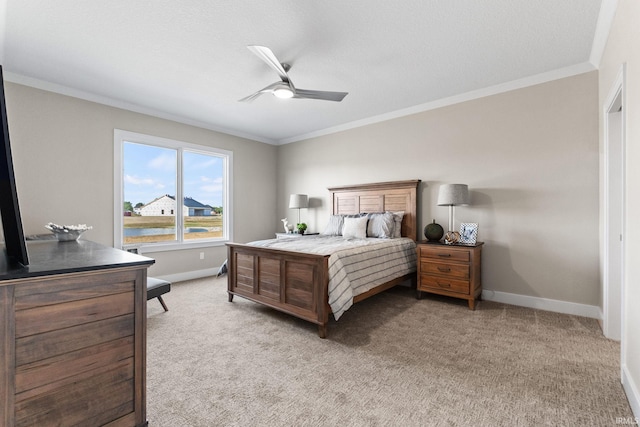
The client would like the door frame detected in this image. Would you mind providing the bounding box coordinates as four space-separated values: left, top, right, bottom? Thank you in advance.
602 64 626 351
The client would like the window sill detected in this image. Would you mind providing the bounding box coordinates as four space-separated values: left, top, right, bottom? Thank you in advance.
123 239 229 254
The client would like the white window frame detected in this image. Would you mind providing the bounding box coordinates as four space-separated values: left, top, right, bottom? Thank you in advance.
114 129 233 253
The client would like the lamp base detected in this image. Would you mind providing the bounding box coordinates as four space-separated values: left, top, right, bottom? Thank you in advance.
448 205 455 233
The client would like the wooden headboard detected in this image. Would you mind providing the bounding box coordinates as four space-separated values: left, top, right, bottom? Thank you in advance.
328 180 421 241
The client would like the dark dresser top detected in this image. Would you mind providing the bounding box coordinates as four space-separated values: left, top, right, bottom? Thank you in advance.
0 239 154 282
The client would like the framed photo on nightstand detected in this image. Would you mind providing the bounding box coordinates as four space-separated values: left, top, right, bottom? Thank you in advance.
459 223 478 244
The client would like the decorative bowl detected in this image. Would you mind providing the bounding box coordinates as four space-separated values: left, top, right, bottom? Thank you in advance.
45 223 92 241
424 219 444 241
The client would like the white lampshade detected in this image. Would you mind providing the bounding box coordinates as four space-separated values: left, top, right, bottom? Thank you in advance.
289 194 308 209
437 184 470 206
289 194 308 227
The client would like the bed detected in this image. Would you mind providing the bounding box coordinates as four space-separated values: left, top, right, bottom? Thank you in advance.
226 180 420 338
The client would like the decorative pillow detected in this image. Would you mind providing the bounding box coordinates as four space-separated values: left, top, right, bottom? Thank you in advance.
367 212 395 238
322 215 344 236
342 216 368 239
344 213 367 219
390 211 405 238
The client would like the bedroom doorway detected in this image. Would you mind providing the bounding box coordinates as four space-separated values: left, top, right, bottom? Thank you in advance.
603 66 625 343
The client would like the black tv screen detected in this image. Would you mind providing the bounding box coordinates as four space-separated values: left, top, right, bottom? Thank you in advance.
0 65 29 266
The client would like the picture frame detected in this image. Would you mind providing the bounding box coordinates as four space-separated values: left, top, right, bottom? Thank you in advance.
459 223 478 245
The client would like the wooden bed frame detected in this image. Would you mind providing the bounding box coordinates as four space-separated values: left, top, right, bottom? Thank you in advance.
226 180 420 338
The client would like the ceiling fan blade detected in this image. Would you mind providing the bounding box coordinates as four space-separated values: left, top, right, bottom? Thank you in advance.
294 88 348 102
238 92 264 103
247 45 290 83
238 82 280 102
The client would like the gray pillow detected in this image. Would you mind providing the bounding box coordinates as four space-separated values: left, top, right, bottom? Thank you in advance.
322 214 344 235
367 212 395 238
390 211 404 238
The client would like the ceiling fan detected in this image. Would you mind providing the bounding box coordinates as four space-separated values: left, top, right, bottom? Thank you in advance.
239 45 348 103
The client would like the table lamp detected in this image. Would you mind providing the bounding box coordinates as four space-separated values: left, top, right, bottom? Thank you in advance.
437 184 470 233
289 194 308 226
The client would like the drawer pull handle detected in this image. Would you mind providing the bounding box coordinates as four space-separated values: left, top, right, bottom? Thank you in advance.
437 282 451 288
437 253 451 257
437 267 451 272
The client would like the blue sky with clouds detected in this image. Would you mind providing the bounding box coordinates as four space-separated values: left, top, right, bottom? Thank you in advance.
123 142 224 207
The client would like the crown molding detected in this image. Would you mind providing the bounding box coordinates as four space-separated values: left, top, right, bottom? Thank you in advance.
3 72 277 145
589 0 619 68
4 60 597 147
279 62 596 145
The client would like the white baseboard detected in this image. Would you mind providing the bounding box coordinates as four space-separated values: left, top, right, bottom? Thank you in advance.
151 267 220 284
481 289 601 319
623 364 640 418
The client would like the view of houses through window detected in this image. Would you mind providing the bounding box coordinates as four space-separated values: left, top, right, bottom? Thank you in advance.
120 137 229 247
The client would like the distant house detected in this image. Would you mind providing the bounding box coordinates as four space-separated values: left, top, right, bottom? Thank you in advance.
183 197 213 217
139 195 212 217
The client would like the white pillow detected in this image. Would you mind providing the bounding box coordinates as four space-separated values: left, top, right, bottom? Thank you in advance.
342 216 368 239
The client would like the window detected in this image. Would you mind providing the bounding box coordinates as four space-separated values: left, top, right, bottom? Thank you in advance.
114 130 232 252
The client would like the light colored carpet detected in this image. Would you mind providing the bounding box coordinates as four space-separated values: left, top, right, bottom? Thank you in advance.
146 277 632 426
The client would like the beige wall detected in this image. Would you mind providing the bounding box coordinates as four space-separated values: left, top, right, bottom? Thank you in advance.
598 0 640 414
2 69 602 306
3 82 278 277
278 72 599 305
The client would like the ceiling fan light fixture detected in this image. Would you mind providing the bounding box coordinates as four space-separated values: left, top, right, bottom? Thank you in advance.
273 84 294 99
240 46 348 103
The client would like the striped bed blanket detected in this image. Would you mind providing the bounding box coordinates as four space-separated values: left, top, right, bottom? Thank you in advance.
248 236 417 320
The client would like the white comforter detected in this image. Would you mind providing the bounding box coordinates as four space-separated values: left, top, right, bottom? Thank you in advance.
248 235 417 320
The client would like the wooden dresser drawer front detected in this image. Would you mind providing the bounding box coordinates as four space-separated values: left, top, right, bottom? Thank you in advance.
419 275 470 294
420 246 470 262
420 261 469 279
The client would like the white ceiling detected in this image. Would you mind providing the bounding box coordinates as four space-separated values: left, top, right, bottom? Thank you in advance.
1 0 608 144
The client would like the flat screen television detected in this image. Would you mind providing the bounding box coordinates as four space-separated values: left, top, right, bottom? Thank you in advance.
0 65 29 266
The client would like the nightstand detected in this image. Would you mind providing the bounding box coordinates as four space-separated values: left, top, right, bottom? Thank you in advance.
416 241 483 309
275 232 320 239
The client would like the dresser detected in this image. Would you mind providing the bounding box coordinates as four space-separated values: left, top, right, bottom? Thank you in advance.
1 240 154 427
416 241 483 309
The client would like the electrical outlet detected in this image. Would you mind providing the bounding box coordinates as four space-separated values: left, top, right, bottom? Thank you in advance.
199 252 204 260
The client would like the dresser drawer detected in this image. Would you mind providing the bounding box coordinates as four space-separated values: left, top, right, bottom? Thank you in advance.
420 261 469 280
419 275 470 294
419 246 470 262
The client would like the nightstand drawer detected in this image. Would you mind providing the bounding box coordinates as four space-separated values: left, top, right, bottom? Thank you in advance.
420 261 469 280
419 246 470 262
419 275 470 294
